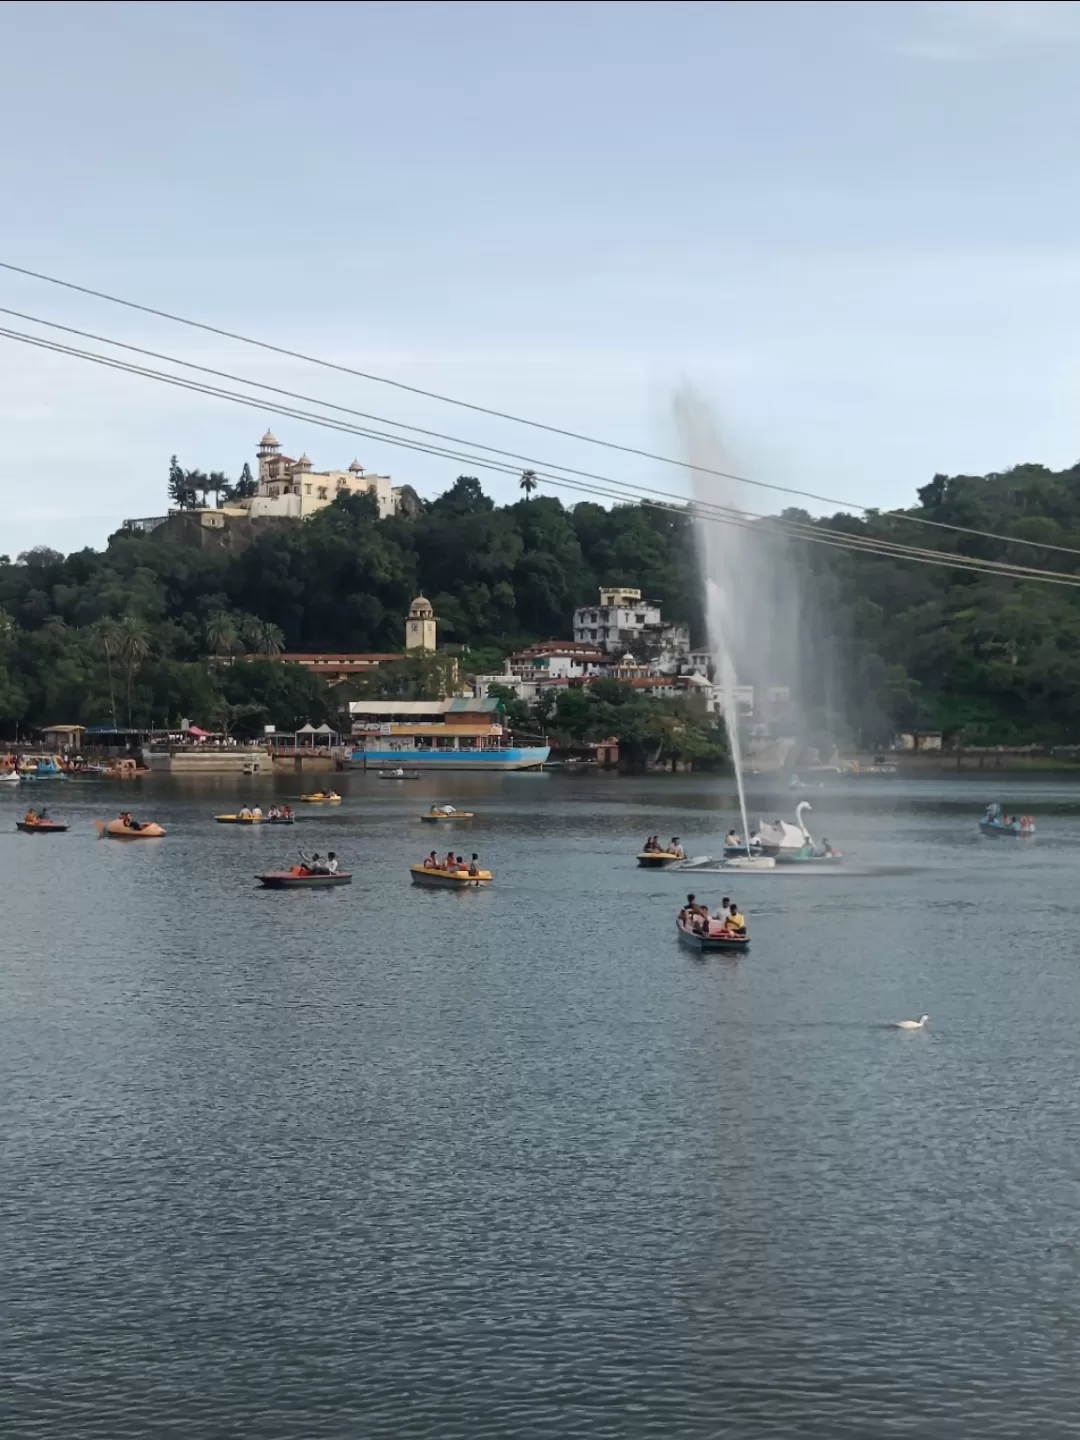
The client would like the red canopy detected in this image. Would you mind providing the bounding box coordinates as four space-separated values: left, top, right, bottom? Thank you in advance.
187 725 211 738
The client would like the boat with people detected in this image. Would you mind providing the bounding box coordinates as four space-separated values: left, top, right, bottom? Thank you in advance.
257 868 352 888
754 801 842 865
258 850 348 886
300 791 342 804
411 850 492 887
19 756 68 781
16 809 69 834
0 769 20 785
215 806 295 825
979 803 1035 838
636 835 686 868
675 893 750 953
95 813 166 839
420 805 475 823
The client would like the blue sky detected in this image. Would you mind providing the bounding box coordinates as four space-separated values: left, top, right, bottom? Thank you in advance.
3 0 1080 554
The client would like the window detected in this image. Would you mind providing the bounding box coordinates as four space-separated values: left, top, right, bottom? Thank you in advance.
317 487 328 500
305 484 312 495
337 478 346 488
636 614 645 624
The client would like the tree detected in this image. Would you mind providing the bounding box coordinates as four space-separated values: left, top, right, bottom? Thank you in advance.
519 469 539 499
92 616 122 726
185 469 210 508
240 615 285 657
117 614 151 725
206 471 230 509
205 610 241 662
168 456 197 510
227 463 257 502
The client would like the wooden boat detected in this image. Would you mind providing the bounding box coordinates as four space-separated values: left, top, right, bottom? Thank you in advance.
410 863 492 888
420 806 475 823
676 918 749 953
979 803 1034 837
257 868 352 889
214 813 295 825
95 818 166 839
16 817 69 833
378 768 420 780
300 792 342 804
636 850 683 868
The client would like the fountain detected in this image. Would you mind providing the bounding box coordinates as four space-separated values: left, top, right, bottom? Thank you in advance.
675 388 781 870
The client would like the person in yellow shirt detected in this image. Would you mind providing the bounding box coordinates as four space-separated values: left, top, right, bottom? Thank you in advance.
727 902 746 935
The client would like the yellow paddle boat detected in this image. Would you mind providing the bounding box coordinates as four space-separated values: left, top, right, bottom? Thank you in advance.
420 805 475 823
300 791 342 804
96 815 166 839
636 850 683 868
410 862 492 888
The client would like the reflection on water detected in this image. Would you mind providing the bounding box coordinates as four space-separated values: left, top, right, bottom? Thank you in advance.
5 772 1080 1437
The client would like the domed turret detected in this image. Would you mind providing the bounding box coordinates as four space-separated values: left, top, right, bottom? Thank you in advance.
405 593 437 651
258 429 280 452
348 459 364 474
294 453 313 472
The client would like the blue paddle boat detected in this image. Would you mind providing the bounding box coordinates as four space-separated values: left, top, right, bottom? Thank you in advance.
979 803 1035 838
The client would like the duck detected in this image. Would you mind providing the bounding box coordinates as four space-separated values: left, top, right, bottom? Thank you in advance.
893 1014 929 1030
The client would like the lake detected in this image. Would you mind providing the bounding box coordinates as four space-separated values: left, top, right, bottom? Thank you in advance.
5 770 1080 1438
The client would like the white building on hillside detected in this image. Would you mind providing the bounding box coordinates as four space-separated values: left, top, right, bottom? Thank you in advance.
573 586 691 669
246 430 405 520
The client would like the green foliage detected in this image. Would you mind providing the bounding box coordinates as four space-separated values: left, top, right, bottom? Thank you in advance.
5 459 1080 746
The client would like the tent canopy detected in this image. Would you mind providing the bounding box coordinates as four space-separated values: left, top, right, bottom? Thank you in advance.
187 725 212 738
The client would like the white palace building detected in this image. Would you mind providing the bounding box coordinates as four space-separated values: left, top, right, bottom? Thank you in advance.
247 430 405 520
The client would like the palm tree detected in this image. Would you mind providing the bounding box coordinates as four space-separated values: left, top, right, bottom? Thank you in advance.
117 615 151 726
206 610 241 664
92 617 122 726
185 469 210 508
519 469 539 499
207 471 230 509
240 615 286 658
258 621 285 657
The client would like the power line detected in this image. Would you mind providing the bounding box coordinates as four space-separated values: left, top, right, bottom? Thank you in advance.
3 258 1079 558
4 321 1080 591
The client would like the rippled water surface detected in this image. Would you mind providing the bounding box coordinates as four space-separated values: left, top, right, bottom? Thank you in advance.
6 770 1080 1437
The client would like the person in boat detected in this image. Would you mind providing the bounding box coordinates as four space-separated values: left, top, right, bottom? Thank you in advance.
725 829 740 849
679 893 697 925
455 854 466 872
24 807 37 824
326 851 339 875
251 805 263 820
468 853 480 876
443 850 456 870
282 805 293 820
424 851 438 868
669 837 684 860
239 806 252 821
727 902 746 935
120 812 143 832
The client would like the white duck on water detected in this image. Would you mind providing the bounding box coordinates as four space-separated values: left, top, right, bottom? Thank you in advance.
893 1014 929 1030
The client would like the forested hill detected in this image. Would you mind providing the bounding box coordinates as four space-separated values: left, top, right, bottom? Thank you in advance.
1 462 1080 745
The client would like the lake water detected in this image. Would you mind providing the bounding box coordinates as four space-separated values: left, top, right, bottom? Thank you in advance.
5 770 1080 1438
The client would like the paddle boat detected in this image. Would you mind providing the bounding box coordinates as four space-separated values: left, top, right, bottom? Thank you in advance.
420 805 475 823
378 768 420 780
300 791 342 804
675 917 749 954
0 769 20 784
979 803 1035 838
95 815 166 839
18 755 68 781
636 849 683 868
257 866 352 889
16 813 69 833
215 812 295 825
410 861 492 888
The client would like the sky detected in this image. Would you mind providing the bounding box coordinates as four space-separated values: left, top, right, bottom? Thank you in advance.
3 0 1080 555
